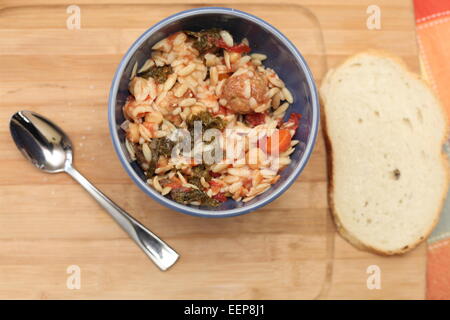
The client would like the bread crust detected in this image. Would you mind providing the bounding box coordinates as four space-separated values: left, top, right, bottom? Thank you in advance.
320 49 450 255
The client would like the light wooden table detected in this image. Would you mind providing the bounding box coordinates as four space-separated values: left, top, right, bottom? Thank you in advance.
0 0 426 299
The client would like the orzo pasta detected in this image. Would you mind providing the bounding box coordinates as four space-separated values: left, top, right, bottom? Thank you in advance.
122 29 302 207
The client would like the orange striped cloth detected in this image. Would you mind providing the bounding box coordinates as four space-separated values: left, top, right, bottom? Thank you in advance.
414 0 450 300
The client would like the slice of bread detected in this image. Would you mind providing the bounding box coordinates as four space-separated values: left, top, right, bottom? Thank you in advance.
320 50 449 255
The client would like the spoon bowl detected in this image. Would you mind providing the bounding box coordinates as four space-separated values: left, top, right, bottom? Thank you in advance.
10 111 72 173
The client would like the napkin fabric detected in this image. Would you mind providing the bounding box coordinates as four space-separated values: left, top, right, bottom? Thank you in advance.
413 0 450 301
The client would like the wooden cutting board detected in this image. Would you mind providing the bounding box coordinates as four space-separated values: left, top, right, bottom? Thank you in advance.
0 0 426 299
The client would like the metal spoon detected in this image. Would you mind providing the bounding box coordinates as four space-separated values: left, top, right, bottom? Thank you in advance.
9 110 179 271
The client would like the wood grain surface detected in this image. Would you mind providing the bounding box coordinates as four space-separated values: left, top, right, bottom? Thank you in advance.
0 0 426 299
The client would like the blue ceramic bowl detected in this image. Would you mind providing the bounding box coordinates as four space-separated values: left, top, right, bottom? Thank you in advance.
108 7 319 218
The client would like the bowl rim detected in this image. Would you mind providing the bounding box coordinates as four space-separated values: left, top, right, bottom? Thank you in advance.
108 6 320 218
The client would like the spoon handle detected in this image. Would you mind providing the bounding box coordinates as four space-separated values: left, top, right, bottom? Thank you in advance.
65 165 179 271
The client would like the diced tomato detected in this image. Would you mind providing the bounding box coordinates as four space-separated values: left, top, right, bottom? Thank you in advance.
209 180 222 187
166 182 182 189
260 129 292 155
243 178 253 189
276 118 284 127
169 186 191 194
162 177 182 189
209 180 223 193
213 105 232 116
218 73 230 81
281 112 302 130
165 178 182 189
215 39 228 49
215 39 251 54
245 112 266 127
230 44 251 54
209 171 221 178
212 192 227 202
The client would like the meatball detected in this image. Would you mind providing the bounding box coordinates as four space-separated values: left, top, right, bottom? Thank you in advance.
220 70 268 114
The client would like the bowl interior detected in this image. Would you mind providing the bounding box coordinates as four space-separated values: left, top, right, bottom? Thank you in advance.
110 8 318 216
